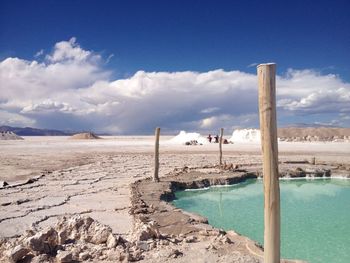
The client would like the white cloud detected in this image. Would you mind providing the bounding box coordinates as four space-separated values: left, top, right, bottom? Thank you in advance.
247 62 258 68
277 88 350 113
0 38 349 133
200 107 220 114
34 49 44 58
45 37 100 63
200 117 216 128
106 54 114 64
0 110 36 127
21 100 76 114
277 69 350 115
198 114 258 131
0 38 109 109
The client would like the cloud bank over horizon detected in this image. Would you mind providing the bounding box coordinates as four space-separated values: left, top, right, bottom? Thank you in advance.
1 38 349 134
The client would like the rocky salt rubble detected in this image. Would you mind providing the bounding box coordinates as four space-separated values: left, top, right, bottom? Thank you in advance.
0 215 264 263
0 205 261 263
168 131 207 145
0 215 129 262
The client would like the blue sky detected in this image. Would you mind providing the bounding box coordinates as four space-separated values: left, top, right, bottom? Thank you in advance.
0 0 349 133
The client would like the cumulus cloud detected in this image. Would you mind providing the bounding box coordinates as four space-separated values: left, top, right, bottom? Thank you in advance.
0 38 349 133
45 37 100 63
0 38 110 130
276 70 350 125
277 88 350 113
21 100 76 114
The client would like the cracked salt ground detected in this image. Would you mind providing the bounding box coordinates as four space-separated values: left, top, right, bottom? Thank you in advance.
0 153 232 241
0 156 134 239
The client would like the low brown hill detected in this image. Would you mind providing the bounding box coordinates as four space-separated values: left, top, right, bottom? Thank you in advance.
278 127 350 141
70 132 101 140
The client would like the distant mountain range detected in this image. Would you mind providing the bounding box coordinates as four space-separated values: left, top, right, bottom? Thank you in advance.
0 126 76 136
1 125 348 137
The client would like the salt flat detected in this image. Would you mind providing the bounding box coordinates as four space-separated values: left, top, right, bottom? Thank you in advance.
0 136 349 262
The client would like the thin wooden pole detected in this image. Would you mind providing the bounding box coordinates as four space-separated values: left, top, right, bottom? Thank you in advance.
257 63 280 263
219 128 224 165
153 127 160 182
311 157 316 165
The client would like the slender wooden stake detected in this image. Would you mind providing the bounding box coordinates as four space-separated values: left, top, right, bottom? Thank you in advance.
311 157 316 165
153 127 160 182
219 128 224 165
257 63 280 263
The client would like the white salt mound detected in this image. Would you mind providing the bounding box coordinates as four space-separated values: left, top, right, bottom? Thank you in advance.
169 131 207 145
70 132 101 139
0 131 23 140
229 129 261 143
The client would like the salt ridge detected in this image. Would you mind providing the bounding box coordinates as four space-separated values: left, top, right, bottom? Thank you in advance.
229 129 261 143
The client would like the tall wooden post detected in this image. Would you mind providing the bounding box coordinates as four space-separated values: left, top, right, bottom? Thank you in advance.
257 63 280 263
153 127 160 182
219 128 224 165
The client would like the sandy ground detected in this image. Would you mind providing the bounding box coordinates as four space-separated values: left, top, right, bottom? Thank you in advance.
0 136 349 261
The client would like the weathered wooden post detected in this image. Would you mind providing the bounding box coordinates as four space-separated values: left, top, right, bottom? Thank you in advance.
154 127 160 182
257 63 280 263
219 128 224 165
311 157 316 165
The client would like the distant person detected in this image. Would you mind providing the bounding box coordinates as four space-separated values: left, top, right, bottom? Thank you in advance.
207 134 212 143
214 134 219 143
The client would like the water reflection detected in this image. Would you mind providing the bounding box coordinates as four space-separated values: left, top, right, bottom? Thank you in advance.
175 178 349 203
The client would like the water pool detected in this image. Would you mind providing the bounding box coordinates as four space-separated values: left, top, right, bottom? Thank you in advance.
173 178 350 263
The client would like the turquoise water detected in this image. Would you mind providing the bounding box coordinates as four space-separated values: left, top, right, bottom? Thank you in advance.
173 179 350 263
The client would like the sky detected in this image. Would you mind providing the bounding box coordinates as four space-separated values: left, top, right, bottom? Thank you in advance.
0 0 349 134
